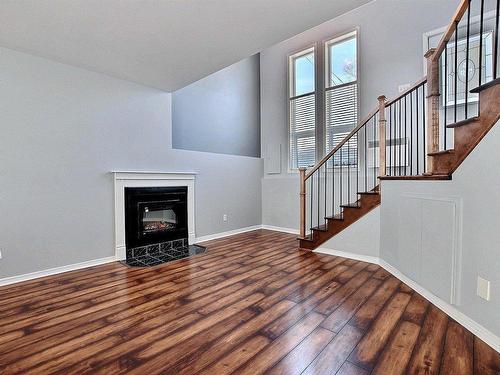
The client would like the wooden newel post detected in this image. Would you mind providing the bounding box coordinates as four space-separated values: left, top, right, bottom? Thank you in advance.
425 48 440 174
299 168 306 238
377 95 387 177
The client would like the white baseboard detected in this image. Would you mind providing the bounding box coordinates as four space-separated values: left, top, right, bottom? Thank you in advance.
379 260 500 353
194 225 262 243
0 256 117 287
315 247 379 265
261 225 299 235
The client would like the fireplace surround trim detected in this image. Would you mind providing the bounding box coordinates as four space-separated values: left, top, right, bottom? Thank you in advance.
112 171 196 260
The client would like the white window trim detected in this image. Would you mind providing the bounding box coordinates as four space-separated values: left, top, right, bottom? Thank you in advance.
287 43 317 173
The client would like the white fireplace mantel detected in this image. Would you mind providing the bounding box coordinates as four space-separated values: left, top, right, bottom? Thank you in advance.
112 171 196 260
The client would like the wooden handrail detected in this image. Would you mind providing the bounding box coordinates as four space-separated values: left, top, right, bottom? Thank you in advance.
431 0 470 62
305 108 378 180
304 77 428 181
384 76 427 106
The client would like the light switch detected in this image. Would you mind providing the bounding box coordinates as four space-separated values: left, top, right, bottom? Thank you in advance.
477 276 491 301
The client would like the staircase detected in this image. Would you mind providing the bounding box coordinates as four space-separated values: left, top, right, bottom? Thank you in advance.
298 0 500 250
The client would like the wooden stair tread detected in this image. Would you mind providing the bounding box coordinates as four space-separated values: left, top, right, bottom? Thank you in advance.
311 224 328 232
358 191 379 195
379 174 451 181
340 203 361 209
428 149 455 156
470 77 500 93
446 117 479 129
325 214 344 221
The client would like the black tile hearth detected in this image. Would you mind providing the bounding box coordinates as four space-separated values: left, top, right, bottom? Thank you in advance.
122 244 206 267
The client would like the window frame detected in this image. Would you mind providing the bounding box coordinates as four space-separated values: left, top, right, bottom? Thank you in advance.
287 43 318 173
322 28 360 167
286 28 360 173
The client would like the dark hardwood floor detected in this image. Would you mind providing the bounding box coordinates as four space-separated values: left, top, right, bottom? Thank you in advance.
0 230 498 374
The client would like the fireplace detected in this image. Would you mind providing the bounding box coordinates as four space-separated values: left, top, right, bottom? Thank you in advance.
123 186 205 267
125 186 188 249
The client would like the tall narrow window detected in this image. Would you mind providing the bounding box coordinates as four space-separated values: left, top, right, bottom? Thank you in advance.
325 31 358 163
289 47 316 169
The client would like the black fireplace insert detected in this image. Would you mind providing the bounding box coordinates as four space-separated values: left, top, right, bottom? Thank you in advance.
125 186 188 249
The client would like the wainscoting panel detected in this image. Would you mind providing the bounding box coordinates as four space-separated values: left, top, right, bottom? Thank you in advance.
399 194 463 305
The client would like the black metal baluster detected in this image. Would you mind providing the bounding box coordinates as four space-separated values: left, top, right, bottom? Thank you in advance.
465 2 471 119
399 99 402 176
310 177 313 230
495 0 499 79
348 138 351 204
454 21 458 123
416 87 420 174
423 84 427 173
324 163 327 225
332 154 335 217
356 132 359 197
365 124 368 192
444 43 448 147
389 105 392 176
479 0 485 87
410 91 413 175
340 147 343 208
403 95 408 176
317 170 320 227
373 116 376 187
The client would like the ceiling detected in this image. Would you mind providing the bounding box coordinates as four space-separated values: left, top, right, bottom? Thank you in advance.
0 0 372 91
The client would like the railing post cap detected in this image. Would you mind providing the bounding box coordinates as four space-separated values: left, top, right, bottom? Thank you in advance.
424 48 436 58
377 95 386 101
298 167 307 171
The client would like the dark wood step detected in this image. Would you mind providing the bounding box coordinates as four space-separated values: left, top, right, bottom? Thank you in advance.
379 174 451 181
358 191 379 195
325 214 344 221
340 203 361 209
428 149 455 157
470 77 500 93
311 224 328 232
446 117 479 129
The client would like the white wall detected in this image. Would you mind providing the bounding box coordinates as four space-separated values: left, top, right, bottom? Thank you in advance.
380 121 500 338
0 47 263 279
173 54 261 158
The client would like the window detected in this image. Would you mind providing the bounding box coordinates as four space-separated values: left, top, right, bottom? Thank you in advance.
325 31 358 160
288 31 359 170
289 47 316 169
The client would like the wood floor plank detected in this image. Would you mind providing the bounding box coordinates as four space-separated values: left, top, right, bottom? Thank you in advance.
0 230 497 374
337 361 369 375
439 321 474 375
474 338 500 375
266 327 335 375
372 321 421 375
196 335 271 375
234 311 325 375
349 292 411 370
301 324 364 375
320 277 381 333
348 276 400 330
406 305 449 375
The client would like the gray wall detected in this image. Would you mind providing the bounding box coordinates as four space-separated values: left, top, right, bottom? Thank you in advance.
0 47 262 279
172 55 261 157
380 121 500 338
260 0 460 231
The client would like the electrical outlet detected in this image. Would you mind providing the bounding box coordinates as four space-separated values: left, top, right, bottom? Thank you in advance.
477 276 491 301
398 83 411 93
223 214 228 223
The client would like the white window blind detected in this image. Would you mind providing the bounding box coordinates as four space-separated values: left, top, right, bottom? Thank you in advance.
325 31 358 164
289 48 316 169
